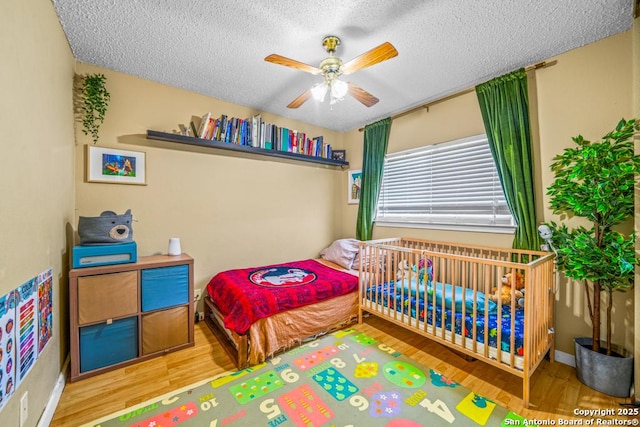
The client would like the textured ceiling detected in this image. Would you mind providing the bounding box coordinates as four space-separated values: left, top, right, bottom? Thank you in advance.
51 0 634 132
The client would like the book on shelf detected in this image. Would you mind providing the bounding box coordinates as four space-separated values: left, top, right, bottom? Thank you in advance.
243 119 249 146
190 115 201 137
311 136 324 157
230 117 238 144
273 125 278 150
227 118 233 143
239 119 248 145
197 112 211 139
236 118 244 145
264 123 272 150
211 118 221 141
204 117 216 139
298 132 307 154
259 121 265 149
280 127 289 152
234 118 242 145
217 115 227 141
251 114 261 148
237 119 243 145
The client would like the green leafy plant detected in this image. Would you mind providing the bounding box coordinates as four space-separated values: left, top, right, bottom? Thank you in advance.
545 118 639 356
77 73 110 143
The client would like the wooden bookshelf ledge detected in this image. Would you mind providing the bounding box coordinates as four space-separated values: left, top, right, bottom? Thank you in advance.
147 130 349 168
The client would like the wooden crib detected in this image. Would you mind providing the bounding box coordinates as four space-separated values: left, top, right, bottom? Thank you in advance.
357 237 556 407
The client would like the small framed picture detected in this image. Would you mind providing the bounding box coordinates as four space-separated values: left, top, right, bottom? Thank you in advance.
86 145 147 185
332 150 346 161
348 169 362 204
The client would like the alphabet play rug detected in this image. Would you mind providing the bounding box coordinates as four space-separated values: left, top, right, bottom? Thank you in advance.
85 328 525 426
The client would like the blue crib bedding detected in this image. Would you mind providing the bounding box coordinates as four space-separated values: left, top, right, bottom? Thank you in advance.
365 282 525 357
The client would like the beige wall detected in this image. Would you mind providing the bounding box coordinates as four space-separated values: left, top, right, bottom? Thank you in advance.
0 0 75 425
74 63 345 309
342 31 635 355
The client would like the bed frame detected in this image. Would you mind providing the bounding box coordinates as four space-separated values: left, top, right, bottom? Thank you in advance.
204 295 250 369
357 237 556 407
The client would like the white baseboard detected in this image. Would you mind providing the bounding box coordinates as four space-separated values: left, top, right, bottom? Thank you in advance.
554 348 576 368
37 355 69 427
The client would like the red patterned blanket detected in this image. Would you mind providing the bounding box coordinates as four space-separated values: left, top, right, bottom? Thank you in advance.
205 259 358 334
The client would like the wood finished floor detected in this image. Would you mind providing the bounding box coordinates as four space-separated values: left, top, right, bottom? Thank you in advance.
51 316 635 426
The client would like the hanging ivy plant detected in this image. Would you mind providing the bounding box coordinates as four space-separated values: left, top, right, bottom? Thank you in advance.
77 74 110 143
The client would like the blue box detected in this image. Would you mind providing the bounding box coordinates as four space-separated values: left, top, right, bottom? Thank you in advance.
72 242 137 268
141 265 189 312
79 317 138 372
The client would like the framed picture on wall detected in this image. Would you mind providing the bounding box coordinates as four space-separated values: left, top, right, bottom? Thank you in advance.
332 150 346 161
348 169 362 204
86 145 147 185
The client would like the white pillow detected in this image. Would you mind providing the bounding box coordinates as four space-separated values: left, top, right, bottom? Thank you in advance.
352 250 386 272
320 238 360 269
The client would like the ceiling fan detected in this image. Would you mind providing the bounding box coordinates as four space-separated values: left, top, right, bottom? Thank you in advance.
265 36 398 109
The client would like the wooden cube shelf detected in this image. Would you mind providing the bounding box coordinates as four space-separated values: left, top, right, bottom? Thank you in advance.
69 254 194 381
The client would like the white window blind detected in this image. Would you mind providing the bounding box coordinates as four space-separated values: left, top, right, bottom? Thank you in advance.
376 134 515 232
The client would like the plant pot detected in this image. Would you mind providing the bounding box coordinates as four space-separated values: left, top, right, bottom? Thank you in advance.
574 337 634 397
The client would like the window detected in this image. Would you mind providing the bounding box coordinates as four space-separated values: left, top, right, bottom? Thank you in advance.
375 134 515 232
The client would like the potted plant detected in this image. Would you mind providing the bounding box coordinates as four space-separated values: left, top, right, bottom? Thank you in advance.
74 73 110 144
545 118 639 397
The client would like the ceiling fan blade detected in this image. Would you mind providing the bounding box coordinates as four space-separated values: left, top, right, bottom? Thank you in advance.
348 83 379 107
287 89 312 109
341 42 398 75
265 54 321 74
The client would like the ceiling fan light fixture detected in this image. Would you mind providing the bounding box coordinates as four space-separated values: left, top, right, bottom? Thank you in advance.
312 79 348 105
331 79 348 99
311 82 328 101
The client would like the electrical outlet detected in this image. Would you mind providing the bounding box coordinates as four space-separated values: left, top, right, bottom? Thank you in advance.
20 392 28 426
194 289 202 301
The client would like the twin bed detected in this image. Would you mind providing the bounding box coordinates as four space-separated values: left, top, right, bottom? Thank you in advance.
204 245 362 368
203 237 556 407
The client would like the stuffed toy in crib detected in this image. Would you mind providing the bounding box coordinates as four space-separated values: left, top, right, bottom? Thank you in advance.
489 272 525 305
396 258 433 284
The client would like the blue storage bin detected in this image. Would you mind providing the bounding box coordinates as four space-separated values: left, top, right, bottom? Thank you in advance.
141 265 189 312
79 317 138 372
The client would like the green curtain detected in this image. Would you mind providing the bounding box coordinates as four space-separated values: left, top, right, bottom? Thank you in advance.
476 69 540 250
356 117 391 240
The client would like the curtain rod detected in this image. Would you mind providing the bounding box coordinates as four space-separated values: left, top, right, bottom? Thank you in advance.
358 60 555 132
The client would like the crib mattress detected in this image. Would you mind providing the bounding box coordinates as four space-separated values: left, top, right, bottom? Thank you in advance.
365 282 525 356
